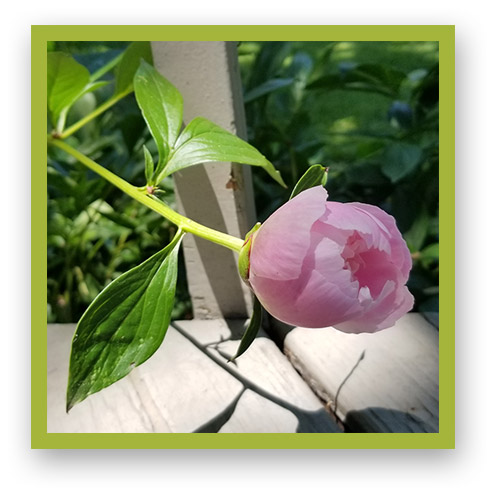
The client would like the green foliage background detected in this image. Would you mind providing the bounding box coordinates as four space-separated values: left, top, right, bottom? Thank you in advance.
47 41 192 323
47 41 439 323
239 41 439 315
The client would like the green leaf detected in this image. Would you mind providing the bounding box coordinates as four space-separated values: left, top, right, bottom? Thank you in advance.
161 117 286 188
404 210 429 253
143 145 155 185
419 242 439 269
289 164 328 199
231 297 262 361
80 80 109 96
381 142 422 182
244 78 294 103
115 42 153 95
66 232 184 411
134 61 183 172
420 242 439 260
47 52 91 127
307 63 406 98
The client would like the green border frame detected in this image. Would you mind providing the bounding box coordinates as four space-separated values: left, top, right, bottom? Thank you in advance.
32 25 455 449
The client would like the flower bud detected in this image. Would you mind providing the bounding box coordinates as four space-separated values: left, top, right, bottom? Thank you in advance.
245 186 414 333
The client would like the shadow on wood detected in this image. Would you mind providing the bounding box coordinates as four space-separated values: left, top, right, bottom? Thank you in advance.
344 407 437 433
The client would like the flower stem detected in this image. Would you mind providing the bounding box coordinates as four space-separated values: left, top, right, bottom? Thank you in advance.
59 90 131 139
49 138 244 253
89 52 124 82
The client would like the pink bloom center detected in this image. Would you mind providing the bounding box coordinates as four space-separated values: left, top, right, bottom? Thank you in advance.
341 232 397 298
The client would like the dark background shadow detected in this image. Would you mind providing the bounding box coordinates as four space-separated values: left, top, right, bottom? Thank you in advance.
344 407 437 433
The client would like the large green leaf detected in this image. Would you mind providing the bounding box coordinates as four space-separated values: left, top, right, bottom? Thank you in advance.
66 232 184 411
289 164 328 199
133 61 183 172
160 117 286 188
47 52 91 127
115 42 153 95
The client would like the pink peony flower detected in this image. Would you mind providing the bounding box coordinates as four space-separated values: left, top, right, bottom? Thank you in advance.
244 186 414 333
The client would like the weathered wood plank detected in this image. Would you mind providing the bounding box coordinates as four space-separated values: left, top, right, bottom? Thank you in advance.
47 324 243 433
283 313 439 432
174 320 341 433
47 322 340 433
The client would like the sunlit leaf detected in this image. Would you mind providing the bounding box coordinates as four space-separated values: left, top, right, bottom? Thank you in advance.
161 117 286 188
66 232 184 411
133 61 183 172
290 164 328 199
47 52 90 127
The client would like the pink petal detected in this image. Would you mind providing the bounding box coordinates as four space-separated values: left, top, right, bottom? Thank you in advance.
321 202 392 254
251 234 362 328
292 269 362 327
350 246 399 297
250 186 328 281
349 202 412 280
250 269 362 328
335 282 414 333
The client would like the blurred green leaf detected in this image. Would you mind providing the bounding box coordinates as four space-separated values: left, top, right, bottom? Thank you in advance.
96 205 139 230
81 80 109 95
290 164 328 199
115 42 153 95
308 63 406 97
244 78 294 103
47 52 91 127
419 242 439 269
381 142 422 182
143 145 155 185
404 210 429 253
134 61 183 173
420 242 439 259
162 117 286 188
247 42 292 89
66 232 184 411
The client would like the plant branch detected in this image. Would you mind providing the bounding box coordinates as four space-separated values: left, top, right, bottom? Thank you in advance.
48 138 244 253
59 89 130 139
89 52 124 82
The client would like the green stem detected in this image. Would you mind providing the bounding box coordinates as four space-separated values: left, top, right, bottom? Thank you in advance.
49 139 244 253
59 89 131 139
89 52 124 82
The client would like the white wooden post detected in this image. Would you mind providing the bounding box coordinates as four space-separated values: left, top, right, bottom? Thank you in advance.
151 42 255 319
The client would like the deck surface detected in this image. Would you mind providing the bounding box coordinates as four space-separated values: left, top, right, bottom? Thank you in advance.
283 314 439 432
47 320 340 433
47 314 438 434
